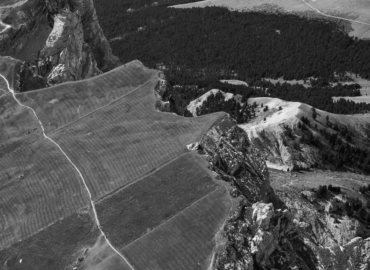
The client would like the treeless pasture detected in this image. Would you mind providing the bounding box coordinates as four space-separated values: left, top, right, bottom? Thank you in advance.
96 153 218 248
121 187 231 270
0 212 100 270
0 139 89 249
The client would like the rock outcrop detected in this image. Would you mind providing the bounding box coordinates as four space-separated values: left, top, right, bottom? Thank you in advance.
212 201 318 270
0 0 119 90
198 115 370 270
200 116 279 205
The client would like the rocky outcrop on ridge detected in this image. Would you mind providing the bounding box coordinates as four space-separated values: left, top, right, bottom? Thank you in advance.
0 0 119 90
199 115 370 270
200 116 279 205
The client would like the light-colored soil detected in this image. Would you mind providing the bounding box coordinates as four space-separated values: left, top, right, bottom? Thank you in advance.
172 0 370 39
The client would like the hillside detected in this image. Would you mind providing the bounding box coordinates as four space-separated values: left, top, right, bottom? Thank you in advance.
0 59 281 270
2 0 370 269
172 0 370 39
238 97 370 171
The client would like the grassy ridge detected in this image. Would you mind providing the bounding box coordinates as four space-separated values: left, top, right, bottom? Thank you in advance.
96 153 218 248
122 187 231 270
0 139 89 249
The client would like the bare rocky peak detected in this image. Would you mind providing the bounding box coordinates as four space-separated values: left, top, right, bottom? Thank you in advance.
0 0 119 91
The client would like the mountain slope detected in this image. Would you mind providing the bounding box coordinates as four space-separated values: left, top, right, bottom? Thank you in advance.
239 97 370 170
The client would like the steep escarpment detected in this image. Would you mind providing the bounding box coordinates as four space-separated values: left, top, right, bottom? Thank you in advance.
200 116 279 205
199 115 370 270
0 0 118 90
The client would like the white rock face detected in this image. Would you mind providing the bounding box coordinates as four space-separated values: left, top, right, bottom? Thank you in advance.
252 202 274 230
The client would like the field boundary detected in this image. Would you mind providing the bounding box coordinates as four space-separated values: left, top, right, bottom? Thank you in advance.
121 186 224 249
15 60 150 95
0 74 136 270
47 78 157 136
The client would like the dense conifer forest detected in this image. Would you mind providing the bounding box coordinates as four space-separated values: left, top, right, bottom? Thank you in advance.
94 1 370 115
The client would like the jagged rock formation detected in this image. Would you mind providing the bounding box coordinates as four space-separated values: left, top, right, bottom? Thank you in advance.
280 191 370 270
0 0 119 90
200 116 279 205
198 114 370 270
212 201 318 270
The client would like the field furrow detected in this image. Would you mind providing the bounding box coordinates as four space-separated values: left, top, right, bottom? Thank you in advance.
96 153 219 249
17 61 158 134
121 187 231 270
0 139 89 249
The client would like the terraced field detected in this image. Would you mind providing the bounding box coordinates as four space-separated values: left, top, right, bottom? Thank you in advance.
122 187 231 270
0 212 100 270
17 61 159 133
96 153 219 248
0 138 89 249
0 59 231 269
19 60 223 200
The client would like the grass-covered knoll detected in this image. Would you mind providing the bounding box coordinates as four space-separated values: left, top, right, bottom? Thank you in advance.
96 153 218 248
0 139 89 249
122 187 231 270
0 211 100 270
17 60 157 134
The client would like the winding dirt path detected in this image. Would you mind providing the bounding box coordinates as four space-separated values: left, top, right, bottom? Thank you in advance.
301 0 370 26
0 74 135 270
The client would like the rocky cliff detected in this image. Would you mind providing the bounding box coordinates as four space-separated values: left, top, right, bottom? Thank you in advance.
198 115 370 270
0 0 119 91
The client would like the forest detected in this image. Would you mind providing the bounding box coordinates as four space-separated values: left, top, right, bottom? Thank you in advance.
95 5 370 82
93 2 370 115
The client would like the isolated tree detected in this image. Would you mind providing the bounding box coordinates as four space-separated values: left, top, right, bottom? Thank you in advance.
311 107 317 120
